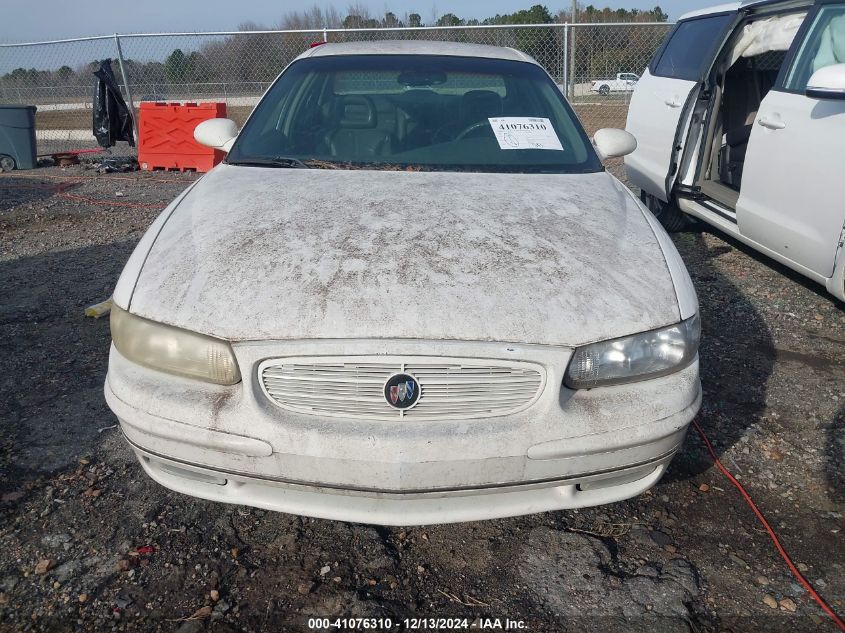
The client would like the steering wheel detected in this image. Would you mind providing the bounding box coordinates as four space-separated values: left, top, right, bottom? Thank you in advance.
454 120 491 140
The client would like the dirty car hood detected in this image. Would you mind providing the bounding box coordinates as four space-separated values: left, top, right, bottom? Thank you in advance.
128 165 679 346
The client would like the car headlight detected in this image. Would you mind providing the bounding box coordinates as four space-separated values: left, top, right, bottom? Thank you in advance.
110 305 241 385
565 314 700 389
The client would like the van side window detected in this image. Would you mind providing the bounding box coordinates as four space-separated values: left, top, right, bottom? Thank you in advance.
783 5 845 91
653 14 733 80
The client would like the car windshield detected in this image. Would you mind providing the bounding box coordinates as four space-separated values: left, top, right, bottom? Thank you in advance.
228 54 602 174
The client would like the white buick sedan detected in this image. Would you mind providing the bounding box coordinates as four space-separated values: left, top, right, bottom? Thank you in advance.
105 41 701 525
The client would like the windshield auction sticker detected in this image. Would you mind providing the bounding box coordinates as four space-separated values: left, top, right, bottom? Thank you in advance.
488 117 563 151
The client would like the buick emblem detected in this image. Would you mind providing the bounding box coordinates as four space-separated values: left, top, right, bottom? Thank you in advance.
383 373 421 410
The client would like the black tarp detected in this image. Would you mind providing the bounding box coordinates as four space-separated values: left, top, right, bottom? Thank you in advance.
92 59 135 148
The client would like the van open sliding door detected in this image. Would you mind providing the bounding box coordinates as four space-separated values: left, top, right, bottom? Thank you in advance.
626 13 735 202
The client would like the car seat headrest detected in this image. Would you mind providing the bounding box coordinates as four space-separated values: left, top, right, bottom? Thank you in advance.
336 95 377 129
459 90 503 122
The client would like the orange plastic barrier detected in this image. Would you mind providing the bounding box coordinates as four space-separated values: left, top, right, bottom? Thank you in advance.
138 102 227 172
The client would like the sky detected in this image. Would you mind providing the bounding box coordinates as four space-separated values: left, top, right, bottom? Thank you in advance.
2 0 717 43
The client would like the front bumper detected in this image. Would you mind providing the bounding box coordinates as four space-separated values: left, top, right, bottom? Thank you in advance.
129 441 676 525
105 338 701 524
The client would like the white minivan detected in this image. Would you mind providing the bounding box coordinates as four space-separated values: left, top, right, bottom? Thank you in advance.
626 0 845 301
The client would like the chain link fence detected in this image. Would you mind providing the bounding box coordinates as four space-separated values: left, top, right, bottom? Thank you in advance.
0 23 672 156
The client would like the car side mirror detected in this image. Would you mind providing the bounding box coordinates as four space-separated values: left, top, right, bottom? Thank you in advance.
806 63 845 100
593 128 637 160
194 118 239 152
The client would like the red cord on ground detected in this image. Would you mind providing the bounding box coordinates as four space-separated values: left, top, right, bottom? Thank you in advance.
692 419 845 631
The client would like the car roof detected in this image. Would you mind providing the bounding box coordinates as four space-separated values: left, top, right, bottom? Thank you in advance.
679 2 743 19
296 40 540 65
679 0 811 20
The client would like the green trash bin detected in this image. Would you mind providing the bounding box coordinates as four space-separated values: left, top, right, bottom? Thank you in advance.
0 104 37 171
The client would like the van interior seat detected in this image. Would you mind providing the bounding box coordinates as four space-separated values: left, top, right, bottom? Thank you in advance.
324 95 395 158
719 123 753 189
813 14 845 71
716 51 787 190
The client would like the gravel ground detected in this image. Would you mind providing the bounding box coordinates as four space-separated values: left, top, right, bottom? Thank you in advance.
0 164 843 633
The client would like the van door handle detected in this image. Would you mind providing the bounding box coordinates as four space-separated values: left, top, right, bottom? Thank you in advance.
758 116 785 130
664 97 681 108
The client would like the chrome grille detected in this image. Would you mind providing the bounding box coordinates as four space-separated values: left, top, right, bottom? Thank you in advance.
259 357 545 420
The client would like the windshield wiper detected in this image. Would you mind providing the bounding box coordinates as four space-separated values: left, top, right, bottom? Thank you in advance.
227 156 310 168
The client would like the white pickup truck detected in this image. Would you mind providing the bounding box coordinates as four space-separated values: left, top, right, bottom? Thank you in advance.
590 73 639 95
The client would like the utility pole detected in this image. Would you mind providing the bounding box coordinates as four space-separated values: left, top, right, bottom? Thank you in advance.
569 0 577 100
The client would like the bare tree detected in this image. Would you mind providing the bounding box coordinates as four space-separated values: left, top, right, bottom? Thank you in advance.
237 21 269 32
343 3 375 28
279 5 343 30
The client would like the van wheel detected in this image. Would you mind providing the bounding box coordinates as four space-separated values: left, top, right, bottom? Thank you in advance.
0 155 15 172
641 191 692 232
598 85 610 96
